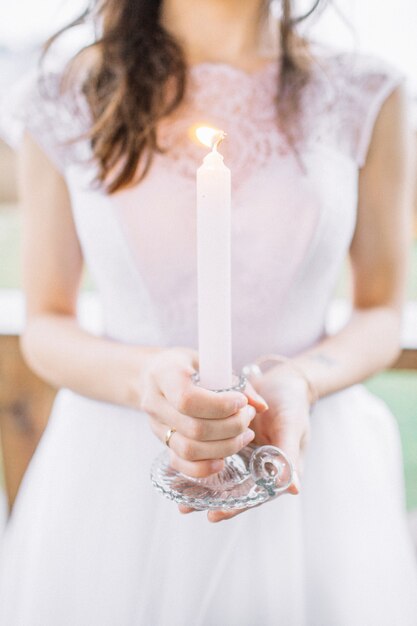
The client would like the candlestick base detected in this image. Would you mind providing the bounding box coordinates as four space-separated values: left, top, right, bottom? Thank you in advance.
150 371 294 511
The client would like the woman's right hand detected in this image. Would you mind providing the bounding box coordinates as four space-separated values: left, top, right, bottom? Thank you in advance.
140 347 264 477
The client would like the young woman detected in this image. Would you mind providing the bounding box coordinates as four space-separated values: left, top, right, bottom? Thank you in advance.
1 0 416 624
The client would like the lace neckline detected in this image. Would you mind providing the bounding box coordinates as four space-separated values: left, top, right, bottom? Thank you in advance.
188 58 279 81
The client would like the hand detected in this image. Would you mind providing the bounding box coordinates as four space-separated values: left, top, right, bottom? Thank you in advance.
180 362 311 522
141 347 268 478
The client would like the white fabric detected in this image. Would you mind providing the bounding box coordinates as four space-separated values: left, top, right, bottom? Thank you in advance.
0 48 416 625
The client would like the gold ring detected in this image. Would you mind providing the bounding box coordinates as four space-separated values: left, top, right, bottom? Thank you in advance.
165 427 176 448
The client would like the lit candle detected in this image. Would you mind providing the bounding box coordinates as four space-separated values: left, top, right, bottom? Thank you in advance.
196 126 233 390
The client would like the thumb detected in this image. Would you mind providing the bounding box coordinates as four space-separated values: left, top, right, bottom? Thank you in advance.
244 380 269 413
274 429 301 495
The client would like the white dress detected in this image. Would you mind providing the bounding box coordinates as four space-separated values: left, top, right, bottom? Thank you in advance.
0 49 416 626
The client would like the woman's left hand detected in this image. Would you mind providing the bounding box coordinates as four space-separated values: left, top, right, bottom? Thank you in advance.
178 362 312 522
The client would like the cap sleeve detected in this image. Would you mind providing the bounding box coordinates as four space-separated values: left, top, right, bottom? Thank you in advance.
308 51 406 167
352 58 405 167
0 68 91 174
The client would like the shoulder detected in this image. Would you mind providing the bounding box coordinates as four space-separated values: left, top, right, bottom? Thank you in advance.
0 57 91 173
309 45 404 93
305 45 406 166
30 60 91 137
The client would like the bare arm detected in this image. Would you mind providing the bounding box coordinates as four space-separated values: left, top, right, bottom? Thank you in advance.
291 85 414 398
19 132 161 408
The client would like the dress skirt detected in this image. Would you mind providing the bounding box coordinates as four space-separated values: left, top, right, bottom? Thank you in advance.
0 385 416 626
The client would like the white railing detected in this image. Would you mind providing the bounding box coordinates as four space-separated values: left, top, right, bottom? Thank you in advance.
1 288 416 350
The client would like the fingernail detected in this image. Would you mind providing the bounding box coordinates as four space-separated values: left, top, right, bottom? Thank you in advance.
255 393 268 409
243 429 255 445
212 460 225 471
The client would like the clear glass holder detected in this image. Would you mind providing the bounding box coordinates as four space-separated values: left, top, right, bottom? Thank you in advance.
150 370 294 511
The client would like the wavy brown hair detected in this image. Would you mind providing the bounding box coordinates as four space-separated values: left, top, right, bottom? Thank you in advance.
44 0 325 193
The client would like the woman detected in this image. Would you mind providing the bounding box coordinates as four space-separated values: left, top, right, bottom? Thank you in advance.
1 0 416 624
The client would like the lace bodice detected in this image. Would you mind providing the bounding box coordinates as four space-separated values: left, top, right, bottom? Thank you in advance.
158 51 402 183
0 48 404 368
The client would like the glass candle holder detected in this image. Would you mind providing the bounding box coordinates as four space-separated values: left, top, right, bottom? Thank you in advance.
150 371 294 510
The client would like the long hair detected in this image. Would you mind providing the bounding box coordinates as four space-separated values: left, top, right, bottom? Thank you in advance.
44 0 325 193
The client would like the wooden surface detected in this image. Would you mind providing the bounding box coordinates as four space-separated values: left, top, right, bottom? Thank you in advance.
0 335 55 509
0 141 17 203
393 348 417 370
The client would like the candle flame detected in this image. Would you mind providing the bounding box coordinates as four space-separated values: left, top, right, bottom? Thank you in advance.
195 126 226 151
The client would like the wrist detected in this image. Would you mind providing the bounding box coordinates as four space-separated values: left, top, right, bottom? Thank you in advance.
243 354 319 408
125 345 165 409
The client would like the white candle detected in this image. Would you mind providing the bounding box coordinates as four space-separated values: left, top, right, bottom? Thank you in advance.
196 127 233 390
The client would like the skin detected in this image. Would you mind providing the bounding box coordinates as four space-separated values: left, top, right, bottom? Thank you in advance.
19 0 414 524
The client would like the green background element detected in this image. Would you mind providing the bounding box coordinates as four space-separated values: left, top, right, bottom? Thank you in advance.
365 371 417 510
0 207 20 288
1 207 416 508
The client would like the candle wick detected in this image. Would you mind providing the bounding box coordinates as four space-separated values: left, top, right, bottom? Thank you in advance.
212 131 227 152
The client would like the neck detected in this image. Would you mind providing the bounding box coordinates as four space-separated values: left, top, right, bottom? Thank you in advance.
161 0 277 70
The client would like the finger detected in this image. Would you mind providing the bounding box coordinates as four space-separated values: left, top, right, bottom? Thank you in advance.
178 504 195 514
288 469 301 495
288 428 310 492
160 370 248 419
207 508 246 522
148 420 227 477
150 396 256 441
168 448 226 478
178 504 239 518
244 380 269 413
167 427 256 462
150 414 256 461
273 428 302 496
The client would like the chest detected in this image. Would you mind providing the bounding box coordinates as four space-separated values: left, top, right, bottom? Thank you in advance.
67 143 358 313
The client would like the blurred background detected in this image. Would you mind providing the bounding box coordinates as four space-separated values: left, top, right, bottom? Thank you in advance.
0 0 416 526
